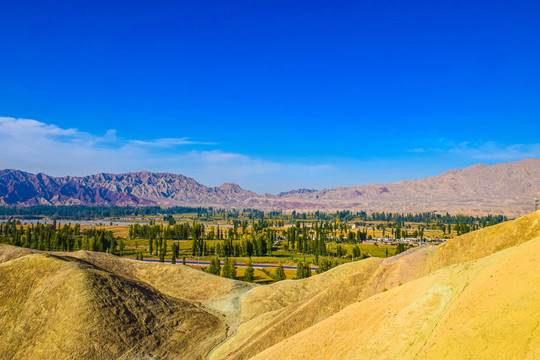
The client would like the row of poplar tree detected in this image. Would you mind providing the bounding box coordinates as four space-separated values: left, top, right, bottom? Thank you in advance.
0 219 121 253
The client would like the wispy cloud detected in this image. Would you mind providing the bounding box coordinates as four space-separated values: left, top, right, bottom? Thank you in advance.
0 117 334 193
407 138 540 162
129 138 217 148
448 141 540 160
1 117 536 193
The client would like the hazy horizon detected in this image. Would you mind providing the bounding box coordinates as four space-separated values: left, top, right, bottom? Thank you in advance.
1 153 538 195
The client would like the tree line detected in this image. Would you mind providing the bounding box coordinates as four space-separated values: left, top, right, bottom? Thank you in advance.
0 206 508 227
0 219 121 253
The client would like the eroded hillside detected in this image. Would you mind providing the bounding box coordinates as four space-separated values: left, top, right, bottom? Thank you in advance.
251 234 540 360
1 211 539 359
209 211 540 360
0 252 227 359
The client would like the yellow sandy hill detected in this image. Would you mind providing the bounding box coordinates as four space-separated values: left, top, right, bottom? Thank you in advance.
0 243 255 325
252 235 540 360
65 250 255 304
0 252 226 359
1 211 539 359
209 211 540 359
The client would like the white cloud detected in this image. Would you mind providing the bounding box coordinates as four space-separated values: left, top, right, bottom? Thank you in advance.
0 117 335 193
2 117 535 193
449 141 540 160
129 138 216 147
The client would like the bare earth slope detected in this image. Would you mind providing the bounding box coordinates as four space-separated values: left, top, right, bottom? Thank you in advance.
209 211 540 360
252 235 540 360
0 244 254 325
66 250 255 323
0 253 227 360
0 212 539 359
1 158 539 215
65 250 255 304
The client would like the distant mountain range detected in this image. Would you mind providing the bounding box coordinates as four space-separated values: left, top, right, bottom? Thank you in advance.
1 158 539 216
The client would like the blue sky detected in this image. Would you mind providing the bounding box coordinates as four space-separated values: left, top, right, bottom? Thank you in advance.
1 1 539 193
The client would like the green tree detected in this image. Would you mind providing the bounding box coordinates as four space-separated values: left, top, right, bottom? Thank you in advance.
222 258 237 279
295 261 312 279
171 248 176 264
191 237 197 256
222 257 231 278
275 262 286 281
352 245 361 259
394 243 406 255
296 261 304 279
302 262 312 278
229 259 237 279
159 249 165 262
209 257 221 275
336 245 343 258
244 260 254 282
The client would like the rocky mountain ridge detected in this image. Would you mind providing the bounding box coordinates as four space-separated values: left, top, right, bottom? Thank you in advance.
0 158 539 216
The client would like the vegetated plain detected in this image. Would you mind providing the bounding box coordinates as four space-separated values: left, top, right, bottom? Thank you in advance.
0 210 539 359
0 206 506 282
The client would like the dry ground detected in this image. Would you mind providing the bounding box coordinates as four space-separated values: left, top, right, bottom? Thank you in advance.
1 211 539 359
0 250 227 359
208 211 540 360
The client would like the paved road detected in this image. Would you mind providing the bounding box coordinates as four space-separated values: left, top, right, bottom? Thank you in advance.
128 257 318 270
